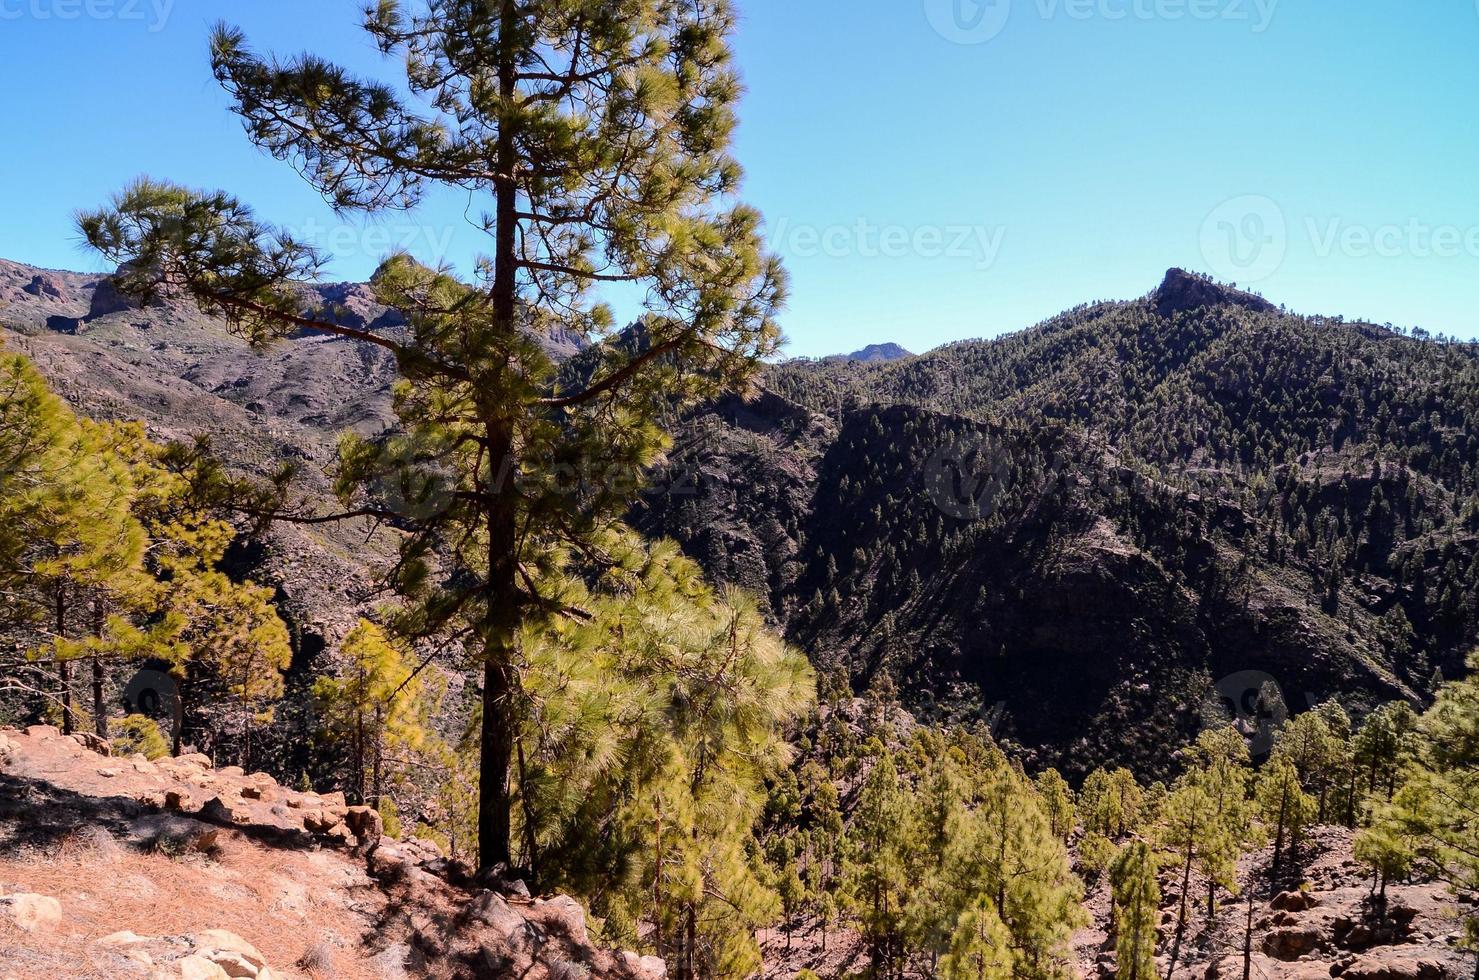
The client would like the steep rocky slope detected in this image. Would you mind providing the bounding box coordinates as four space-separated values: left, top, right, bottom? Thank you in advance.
0 725 664 979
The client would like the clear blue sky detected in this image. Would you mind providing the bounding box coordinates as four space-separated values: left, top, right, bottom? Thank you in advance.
5 0 1479 356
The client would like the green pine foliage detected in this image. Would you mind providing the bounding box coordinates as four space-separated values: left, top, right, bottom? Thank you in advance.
312 619 429 805
78 0 785 875
1109 841 1160 980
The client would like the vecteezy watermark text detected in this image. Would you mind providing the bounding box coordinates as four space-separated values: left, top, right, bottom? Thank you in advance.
1200 194 1479 285
0 0 174 31
925 0 1278 45
286 217 460 268
770 216 1005 271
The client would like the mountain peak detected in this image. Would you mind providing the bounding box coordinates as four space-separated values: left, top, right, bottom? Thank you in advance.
827 342 914 363
1151 267 1277 317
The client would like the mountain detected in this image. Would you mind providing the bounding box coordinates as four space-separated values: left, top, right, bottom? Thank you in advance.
5 259 1477 778
638 268 1479 777
823 342 914 363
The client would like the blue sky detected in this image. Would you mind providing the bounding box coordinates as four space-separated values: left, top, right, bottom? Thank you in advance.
4 0 1479 356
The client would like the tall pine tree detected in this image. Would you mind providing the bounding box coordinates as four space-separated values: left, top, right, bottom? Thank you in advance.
79 0 785 872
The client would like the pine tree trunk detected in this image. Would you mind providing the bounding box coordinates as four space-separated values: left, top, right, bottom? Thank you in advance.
92 598 107 738
59 658 74 735
1242 889 1254 980
372 703 383 806
355 702 366 805
477 0 521 876
1166 812 1197 980
1270 785 1290 888
92 655 107 738
56 587 74 735
683 905 697 980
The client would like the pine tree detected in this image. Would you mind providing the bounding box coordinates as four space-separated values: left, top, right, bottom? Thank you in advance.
79 0 785 872
1109 841 1160 980
1373 650 1479 963
939 894 1013 980
1354 792 1418 916
511 549 811 979
1353 701 1420 806
1158 772 1237 979
3 371 149 735
843 751 916 978
313 619 428 805
1255 754 1315 889
940 757 1084 980
1080 767 1143 841
1035 768 1076 841
1188 727 1255 920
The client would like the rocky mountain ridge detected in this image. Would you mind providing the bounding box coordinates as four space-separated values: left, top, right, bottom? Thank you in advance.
5 259 1478 780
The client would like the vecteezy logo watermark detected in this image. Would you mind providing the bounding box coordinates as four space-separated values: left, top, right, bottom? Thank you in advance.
769 216 1006 272
923 431 1019 520
926 0 1278 45
122 666 182 744
366 441 456 522
0 0 175 31
1202 669 1288 756
1201 194 1479 285
1199 194 1288 285
924 0 1011 44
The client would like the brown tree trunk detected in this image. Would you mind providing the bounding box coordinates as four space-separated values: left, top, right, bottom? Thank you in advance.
517 737 539 881
92 598 108 738
92 656 107 738
1242 888 1254 980
59 659 74 735
56 587 75 735
1166 811 1198 980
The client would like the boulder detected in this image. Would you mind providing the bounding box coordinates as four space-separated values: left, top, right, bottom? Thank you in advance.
191 930 268 971
535 894 588 945
201 795 250 825
25 724 59 739
165 789 193 811
469 890 526 935
0 892 62 932
69 731 112 756
177 954 232 980
131 813 219 852
1262 926 1323 961
1271 890 1319 912
345 805 384 850
23 273 65 300
302 808 343 834
1340 953 1448 980
367 843 424 883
